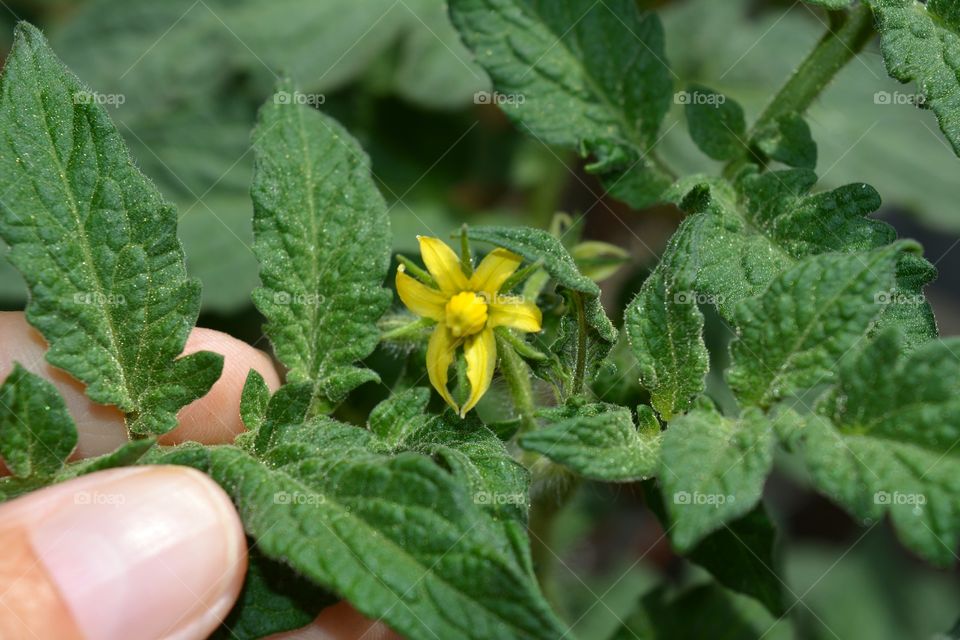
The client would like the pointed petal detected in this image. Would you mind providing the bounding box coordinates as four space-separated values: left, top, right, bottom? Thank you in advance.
488 299 542 333
396 268 446 321
461 328 497 417
418 236 469 294
427 325 459 413
469 248 522 295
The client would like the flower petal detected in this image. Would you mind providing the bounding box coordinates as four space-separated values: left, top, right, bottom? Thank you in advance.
418 236 469 294
396 267 446 321
488 299 542 333
427 324 459 413
469 248 522 295
461 328 497 417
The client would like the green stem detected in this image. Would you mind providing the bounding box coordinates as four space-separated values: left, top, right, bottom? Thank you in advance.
380 317 434 341
724 3 876 176
496 333 539 434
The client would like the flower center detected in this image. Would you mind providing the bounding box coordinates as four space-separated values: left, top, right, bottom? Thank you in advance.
445 291 488 338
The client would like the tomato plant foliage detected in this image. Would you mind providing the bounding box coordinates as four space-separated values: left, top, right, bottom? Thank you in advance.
0 1 959 637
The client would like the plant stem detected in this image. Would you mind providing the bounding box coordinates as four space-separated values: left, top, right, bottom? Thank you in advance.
724 3 876 176
496 334 539 434
572 292 588 395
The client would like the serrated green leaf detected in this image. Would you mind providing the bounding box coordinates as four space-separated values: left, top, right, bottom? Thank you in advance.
212 549 336 640
239 369 270 432
727 245 907 407
869 0 960 156
624 263 709 421
154 420 568 640
520 403 660 482
55 438 155 480
785 330 960 565
684 85 746 161
368 387 432 446
399 413 531 522
661 406 775 551
0 23 223 435
0 363 77 478
450 0 674 208
752 112 817 169
251 82 392 415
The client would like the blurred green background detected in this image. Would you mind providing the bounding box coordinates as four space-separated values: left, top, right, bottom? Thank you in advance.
0 1 958 637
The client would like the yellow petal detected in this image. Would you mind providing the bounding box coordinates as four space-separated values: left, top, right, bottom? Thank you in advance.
396 267 446 321
461 328 497 417
469 248 522 295
418 236 469 294
488 299 542 333
427 324 459 413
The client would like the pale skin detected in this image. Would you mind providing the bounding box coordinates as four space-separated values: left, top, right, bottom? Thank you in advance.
0 312 401 640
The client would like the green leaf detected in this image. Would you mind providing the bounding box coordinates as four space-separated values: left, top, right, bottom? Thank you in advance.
727 245 906 407
449 0 674 208
368 387 431 446
154 420 568 640
684 85 746 161
803 0 852 8
785 329 960 565
660 406 775 550
251 81 392 415
624 261 709 421
212 549 335 640
0 23 223 435
612 582 790 640
398 413 531 522
56 438 156 480
752 112 818 169
869 0 960 156
687 507 785 617
520 403 660 482
239 369 270 432
0 363 77 478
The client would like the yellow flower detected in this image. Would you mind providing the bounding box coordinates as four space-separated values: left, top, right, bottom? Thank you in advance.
397 236 542 417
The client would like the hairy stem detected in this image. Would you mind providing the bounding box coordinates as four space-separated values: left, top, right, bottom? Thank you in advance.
496 334 539 434
725 3 876 175
572 291 588 395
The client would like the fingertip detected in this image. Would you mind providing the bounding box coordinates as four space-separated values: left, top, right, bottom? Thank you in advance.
0 465 247 640
160 327 281 446
269 602 402 640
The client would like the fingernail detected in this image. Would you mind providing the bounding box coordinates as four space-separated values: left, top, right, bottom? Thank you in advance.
29 466 246 640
